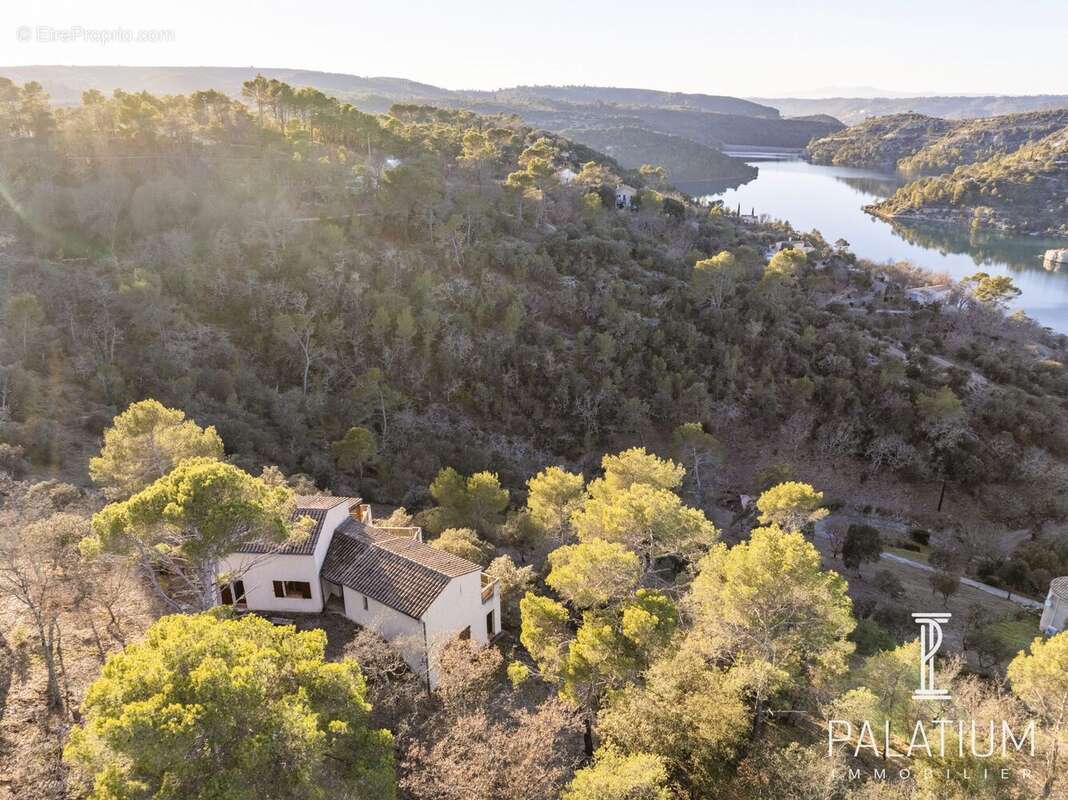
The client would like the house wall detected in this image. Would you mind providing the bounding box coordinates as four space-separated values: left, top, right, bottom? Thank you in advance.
1041 594 1068 633
311 504 351 570
217 552 324 614
421 571 502 687
340 584 427 676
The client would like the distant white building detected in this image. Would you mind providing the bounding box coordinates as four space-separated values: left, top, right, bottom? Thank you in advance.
1041 576 1068 634
615 183 637 209
556 167 578 184
906 284 953 306
765 240 815 260
217 495 501 689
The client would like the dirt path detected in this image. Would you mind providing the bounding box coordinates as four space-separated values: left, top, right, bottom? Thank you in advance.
879 551 1043 609
814 516 1043 610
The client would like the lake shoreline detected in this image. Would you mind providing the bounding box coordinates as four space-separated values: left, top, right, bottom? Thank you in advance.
676 157 1068 332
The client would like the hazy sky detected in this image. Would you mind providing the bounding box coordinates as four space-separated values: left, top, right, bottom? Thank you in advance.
7 0 1067 97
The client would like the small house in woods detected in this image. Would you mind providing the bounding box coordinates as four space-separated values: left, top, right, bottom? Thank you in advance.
1041 576 1068 634
766 239 815 257
556 167 578 184
615 183 637 209
217 495 501 689
905 284 953 306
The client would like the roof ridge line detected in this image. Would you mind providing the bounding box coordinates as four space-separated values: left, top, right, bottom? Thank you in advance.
369 537 456 578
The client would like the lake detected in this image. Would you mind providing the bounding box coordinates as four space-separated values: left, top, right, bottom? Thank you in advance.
675 155 1068 333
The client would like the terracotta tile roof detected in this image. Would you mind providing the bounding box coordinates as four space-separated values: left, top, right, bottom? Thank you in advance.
321 521 481 618
374 536 482 578
319 530 373 582
235 495 357 555
294 494 361 510
322 532 453 618
1051 576 1068 602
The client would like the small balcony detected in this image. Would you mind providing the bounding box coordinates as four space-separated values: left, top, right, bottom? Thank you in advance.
480 573 498 604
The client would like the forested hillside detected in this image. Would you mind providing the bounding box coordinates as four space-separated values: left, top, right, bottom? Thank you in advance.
1 76 1067 513
5 75 1068 800
0 66 843 185
804 113 961 169
558 126 758 182
869 126 1068 235
897 109 1068 175
807 107 1068 176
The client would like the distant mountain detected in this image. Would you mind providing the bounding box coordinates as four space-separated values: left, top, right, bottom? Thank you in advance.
761 95 1068 125
804 113 960 170
0 65 842 183
0 65 453 106
766 86 925 100
558 126 757 183
483 85 779 118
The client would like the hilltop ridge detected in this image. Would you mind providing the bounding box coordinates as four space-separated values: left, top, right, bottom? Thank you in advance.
0 65 841 184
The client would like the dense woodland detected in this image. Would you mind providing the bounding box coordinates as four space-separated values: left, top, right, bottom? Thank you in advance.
558 125 758 182
896 110 1068 176
871 127 1068 236
806 109 1068 235
3 77 1068 800
804 113 961 170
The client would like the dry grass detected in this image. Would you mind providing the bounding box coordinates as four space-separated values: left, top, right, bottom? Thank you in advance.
812 534 1036 653
0 578 161 800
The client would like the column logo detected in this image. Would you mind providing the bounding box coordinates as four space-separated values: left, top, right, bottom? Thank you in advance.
912 612 951 700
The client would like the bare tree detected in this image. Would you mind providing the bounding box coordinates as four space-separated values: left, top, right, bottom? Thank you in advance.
0 493 89 710
825 524 848 562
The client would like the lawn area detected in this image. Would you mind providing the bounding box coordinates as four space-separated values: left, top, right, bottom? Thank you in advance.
983 618 1041 658
887 545 929 564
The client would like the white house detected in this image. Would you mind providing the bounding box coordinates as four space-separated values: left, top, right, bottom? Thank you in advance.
905 284 953 306
1041 576 1068 634
217 495 501 689
556 167 578 185
765 240 815 260
615 183 637 209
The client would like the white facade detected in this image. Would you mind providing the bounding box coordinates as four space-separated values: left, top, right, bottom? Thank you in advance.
556 167 578 184
615 184 637 209
220 552 325 614
218 496 501 690
217 501 351 614
421 571 499 687
765 240 815 260
341 583 426 667
1041 577 1068 634
906 284 953 306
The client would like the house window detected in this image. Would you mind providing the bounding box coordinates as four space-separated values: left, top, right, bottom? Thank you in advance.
362 595 369 611
220 580 247 608
272 580 312 599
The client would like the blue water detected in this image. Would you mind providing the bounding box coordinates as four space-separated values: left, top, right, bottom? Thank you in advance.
677 156 1068 332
